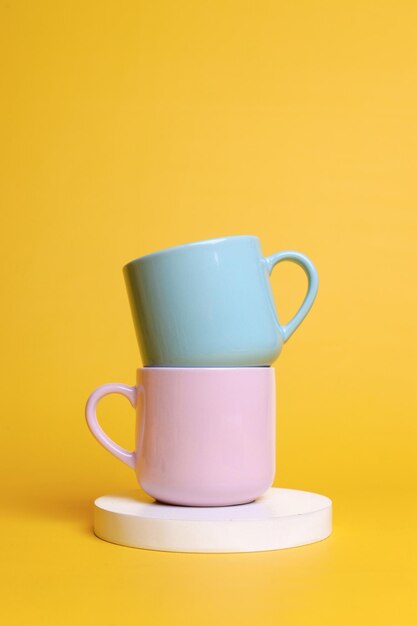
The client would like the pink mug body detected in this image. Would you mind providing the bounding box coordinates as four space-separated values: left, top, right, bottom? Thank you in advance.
85 367 276 507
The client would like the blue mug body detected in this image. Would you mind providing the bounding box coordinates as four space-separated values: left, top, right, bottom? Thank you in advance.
123 235 318 366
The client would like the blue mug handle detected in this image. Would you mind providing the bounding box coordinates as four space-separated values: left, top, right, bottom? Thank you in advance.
264 250 319 342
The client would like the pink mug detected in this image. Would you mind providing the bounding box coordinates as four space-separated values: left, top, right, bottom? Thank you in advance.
85 367 276 507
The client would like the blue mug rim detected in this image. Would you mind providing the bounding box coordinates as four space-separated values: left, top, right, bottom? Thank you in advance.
123 235 259 269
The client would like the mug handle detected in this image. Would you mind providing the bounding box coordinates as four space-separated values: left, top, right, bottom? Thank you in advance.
85 383 137 469
263 250 319 342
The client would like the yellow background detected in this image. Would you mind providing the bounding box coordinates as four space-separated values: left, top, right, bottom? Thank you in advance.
1 1 416 623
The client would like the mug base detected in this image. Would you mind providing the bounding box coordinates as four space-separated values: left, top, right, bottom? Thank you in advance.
93 487 332 553
154 497 256 508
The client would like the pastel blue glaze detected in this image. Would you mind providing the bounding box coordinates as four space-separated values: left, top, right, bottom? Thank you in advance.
123 236 318 366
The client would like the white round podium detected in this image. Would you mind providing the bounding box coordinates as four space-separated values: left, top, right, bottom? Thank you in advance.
94 488 332 553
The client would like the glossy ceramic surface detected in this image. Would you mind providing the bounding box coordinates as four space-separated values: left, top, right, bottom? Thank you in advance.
85 367 276 507
124 236 318 366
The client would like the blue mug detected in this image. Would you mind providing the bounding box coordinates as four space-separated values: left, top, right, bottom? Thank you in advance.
124 236 318 366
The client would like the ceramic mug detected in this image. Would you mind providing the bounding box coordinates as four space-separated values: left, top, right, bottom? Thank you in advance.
124 236 318 366
85 367 276 507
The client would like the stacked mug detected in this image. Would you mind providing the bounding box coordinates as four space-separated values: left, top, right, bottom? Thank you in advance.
86 236 318 507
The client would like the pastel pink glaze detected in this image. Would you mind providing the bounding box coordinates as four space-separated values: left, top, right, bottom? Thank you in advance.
85 367 276 507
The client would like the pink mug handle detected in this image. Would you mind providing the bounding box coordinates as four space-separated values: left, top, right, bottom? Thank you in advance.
85 383 137 469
